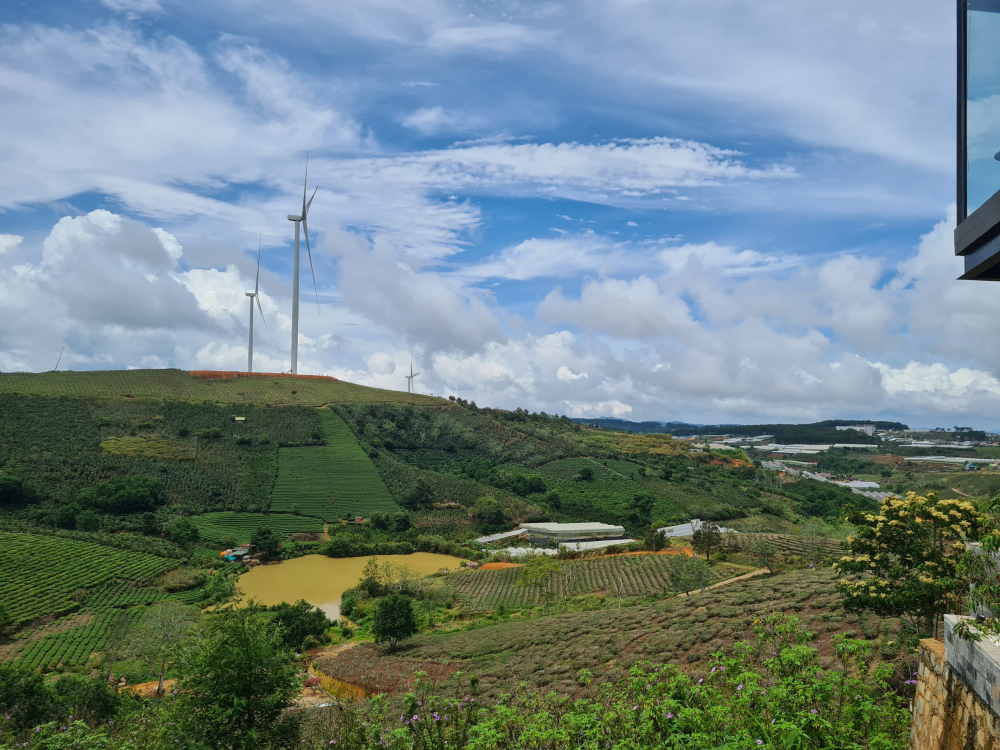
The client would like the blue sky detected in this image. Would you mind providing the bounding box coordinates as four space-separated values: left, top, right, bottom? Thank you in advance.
2 0 996 428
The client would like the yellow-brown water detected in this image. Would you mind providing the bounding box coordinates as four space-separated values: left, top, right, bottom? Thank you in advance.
236 553 465 619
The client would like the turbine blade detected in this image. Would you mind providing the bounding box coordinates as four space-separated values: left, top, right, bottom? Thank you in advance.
254 234 262 295
304 186 318 217
302 152 309 216
302 218 320 313
256 294 267 330
413 371 420 378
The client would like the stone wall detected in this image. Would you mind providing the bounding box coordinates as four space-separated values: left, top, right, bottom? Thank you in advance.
911 619 1000 750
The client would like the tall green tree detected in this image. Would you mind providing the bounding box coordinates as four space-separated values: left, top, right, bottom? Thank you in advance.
691 522 722 562
126 600 198 696
267 600 332 651
372 593 417 652
836 492 979 636
176 606 300 750
248 526 281 559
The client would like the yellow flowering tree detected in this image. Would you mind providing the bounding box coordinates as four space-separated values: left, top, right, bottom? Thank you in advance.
835 492 980 636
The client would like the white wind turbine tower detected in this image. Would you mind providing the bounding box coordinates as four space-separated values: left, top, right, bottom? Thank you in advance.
405 349 420 393
287 154 321 374
245 236 267 373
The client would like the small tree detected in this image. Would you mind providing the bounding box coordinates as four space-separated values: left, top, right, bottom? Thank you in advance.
249 526 281 559
667 556 713 596
125 600 198 696
401 478 436 510
575 466 595 482
747 535 777 572
692 522 722 562
623 493 655 530
517 555 562 616
267 600 333 651
177 605 300 750
836 492 979 636
372 593 417 652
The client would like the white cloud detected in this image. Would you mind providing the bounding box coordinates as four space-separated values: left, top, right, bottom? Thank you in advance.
427 23 556 53
401 107 486 135
101 0 162 15
557 365 588 381
0 235 23 255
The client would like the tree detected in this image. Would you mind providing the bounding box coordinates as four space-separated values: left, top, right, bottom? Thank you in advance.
667 556 714 596
691 522 722 562
76 475 167 514
517 555 562 616
140 512 160 536
401 478 436 510
0 475 37 507
746 535 777 572
248 526 281 559
575 466 595 482
372 593 417 652
835 492 980 636
644 527 668 551
623 493 655 530
370 511 412 533
75 508 101 532
471 497 506 534
167 517 200 547
267 600 333 651
177 606 300 750
126 600 198 696
544 490 561 510
0 664 52 732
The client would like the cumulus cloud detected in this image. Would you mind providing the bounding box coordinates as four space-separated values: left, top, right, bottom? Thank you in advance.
0 235 23 255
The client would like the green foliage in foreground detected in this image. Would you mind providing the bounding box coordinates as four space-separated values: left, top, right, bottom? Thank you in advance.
0 615 912 749
311 615 909 750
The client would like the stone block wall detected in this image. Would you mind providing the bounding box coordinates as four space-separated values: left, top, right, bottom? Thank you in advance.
912 624 1000 750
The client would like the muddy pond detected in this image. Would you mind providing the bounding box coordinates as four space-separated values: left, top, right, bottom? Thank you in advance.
236 553 466 619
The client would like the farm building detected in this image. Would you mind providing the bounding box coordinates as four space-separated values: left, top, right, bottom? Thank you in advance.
657 519 738 538
519 521 627 543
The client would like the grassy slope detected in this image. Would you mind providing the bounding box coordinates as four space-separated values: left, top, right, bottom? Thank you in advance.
0 369 445 407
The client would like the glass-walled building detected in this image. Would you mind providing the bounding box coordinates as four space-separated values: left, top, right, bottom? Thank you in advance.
957 1 1000 278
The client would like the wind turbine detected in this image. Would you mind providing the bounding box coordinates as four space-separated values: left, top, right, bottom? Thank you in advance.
287 154 321 375
405 349 420 393
245 236 267 373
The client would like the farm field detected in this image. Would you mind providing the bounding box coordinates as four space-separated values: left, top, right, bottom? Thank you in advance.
190 512 324 545
446 555 754 612
340 567 907 701
0 532 178 625
270 447 337 520
11 609 144 672
0 370 443 406
83 582 170 612
319 410 399 518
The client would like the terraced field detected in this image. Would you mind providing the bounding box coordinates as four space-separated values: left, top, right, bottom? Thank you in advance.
320 410 398 518
83 582 169 612
12 609 144 672
448 554 753 612
0 532 178 625
190 512 324 545
270 447 337 520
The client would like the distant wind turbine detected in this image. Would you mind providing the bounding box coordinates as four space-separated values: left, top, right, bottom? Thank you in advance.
405 349 420 393
54 347 64 372
245 236 267 373
287 154 321 375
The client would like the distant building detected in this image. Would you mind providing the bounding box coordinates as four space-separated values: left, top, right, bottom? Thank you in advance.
519 522 627 543
836 424 876 437
657 519 738 538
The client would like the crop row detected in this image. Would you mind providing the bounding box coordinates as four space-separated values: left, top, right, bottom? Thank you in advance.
190 512 323 545
450 555 746 612
0 532 178 624
13 609 144 672
319 411 398 518
270 447 337 520
83 582 169 612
